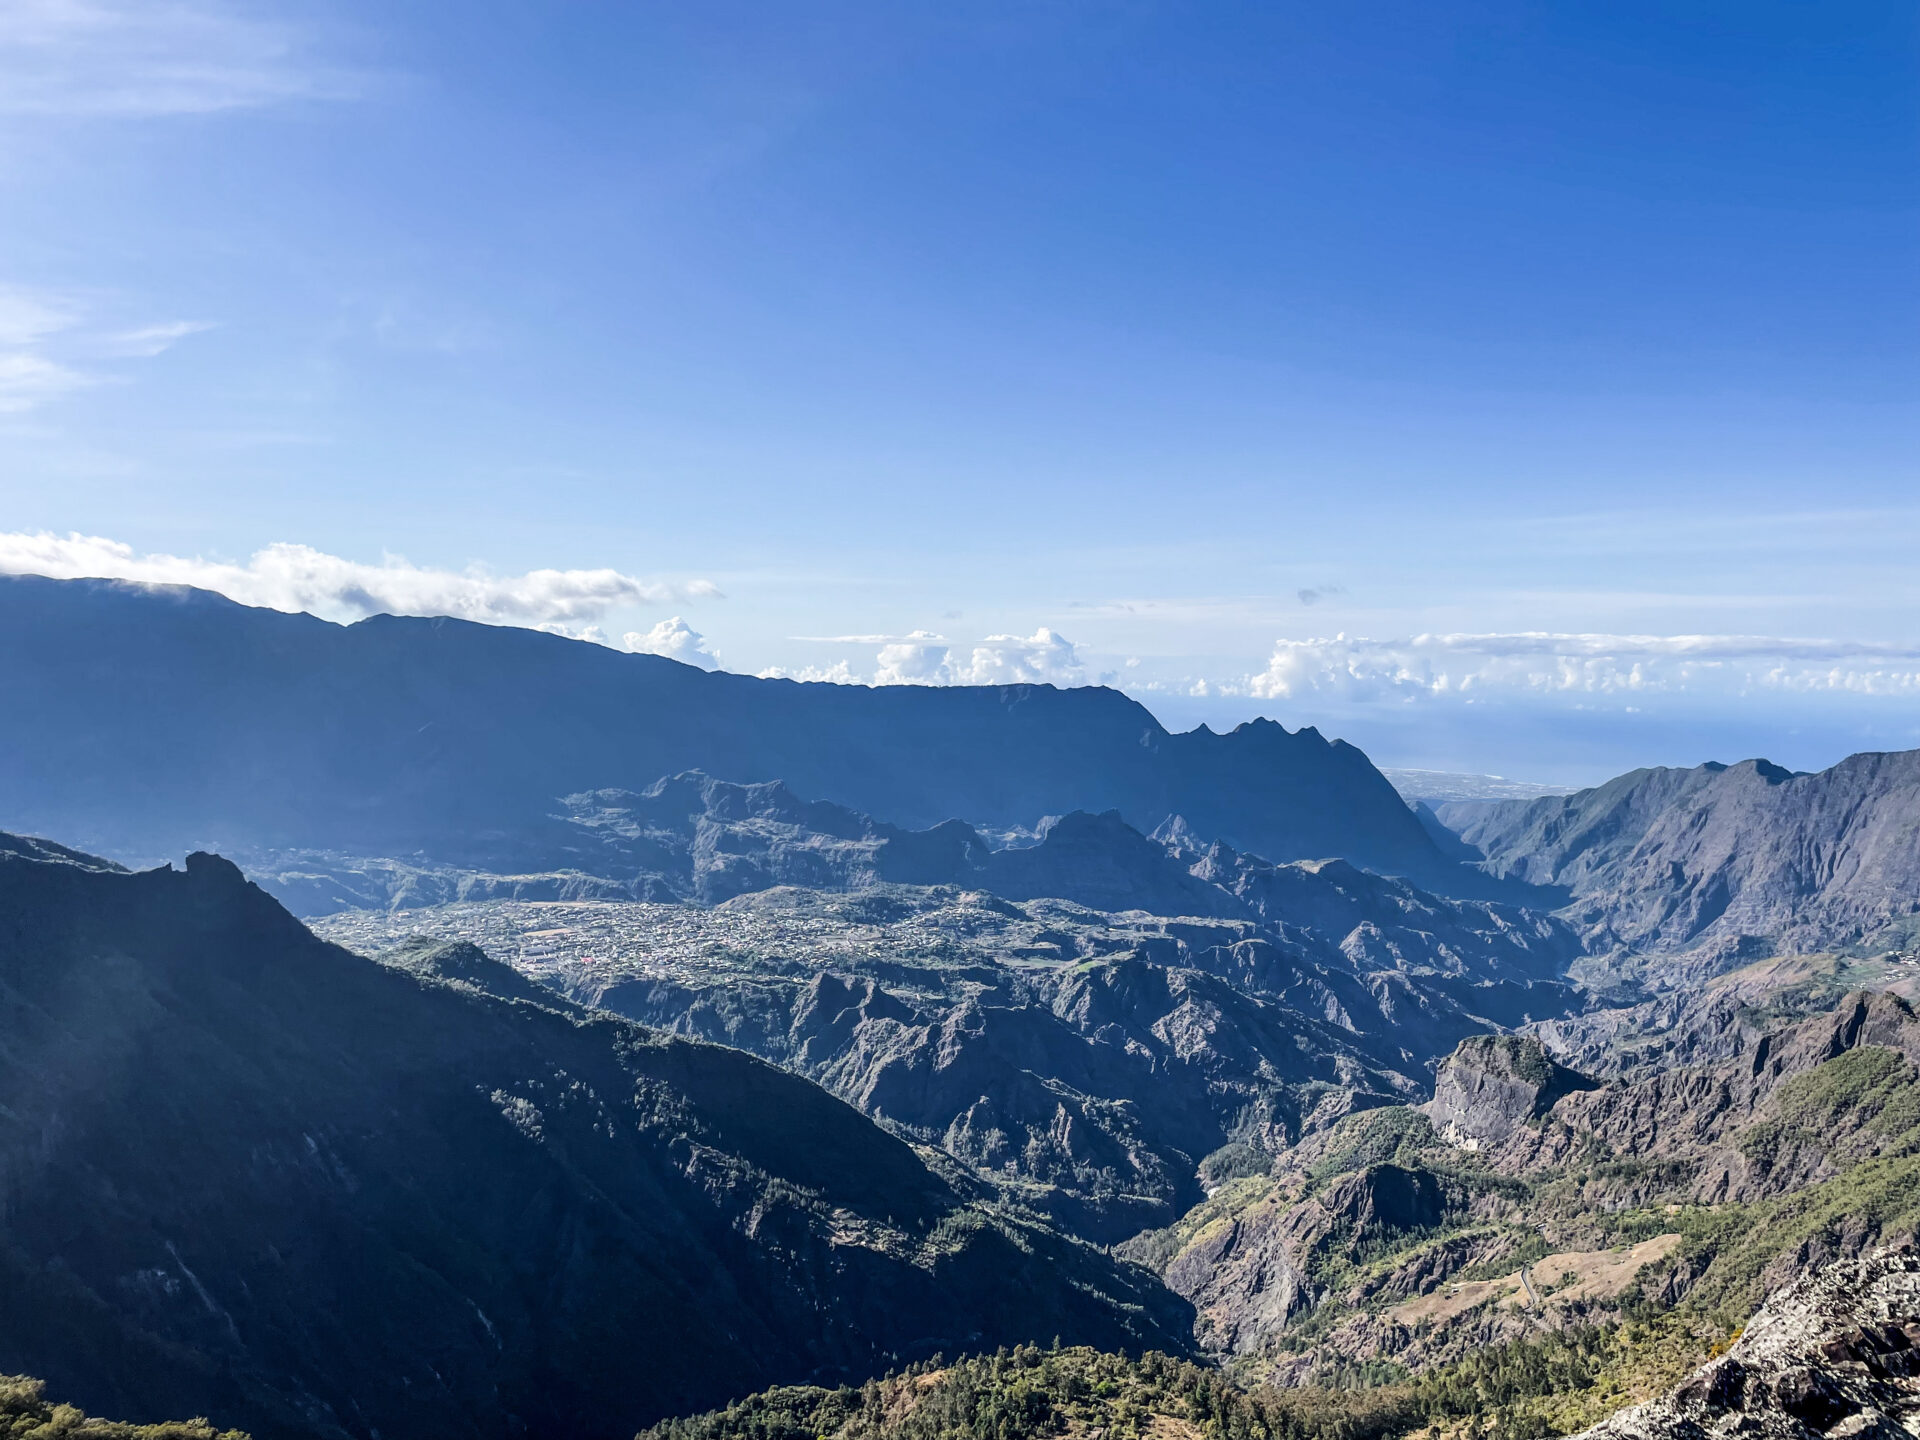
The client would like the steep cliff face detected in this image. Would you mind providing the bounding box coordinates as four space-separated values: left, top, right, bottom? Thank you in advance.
1576 1247 1920 1440
0 839 1191 1440
1442 751 1920 957
1485 992 1920 1204
1425 1034 1595 1147
1145 1157 1461 1357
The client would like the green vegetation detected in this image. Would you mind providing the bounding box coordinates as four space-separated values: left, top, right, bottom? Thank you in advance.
1680 1151 1920 1319
1306 1109 1437 1181
0 1376 246 1440
1115 1176 1279 1272
1739 1045 1920 1166
640 1315 1732 1440
1452 1036 1556 1090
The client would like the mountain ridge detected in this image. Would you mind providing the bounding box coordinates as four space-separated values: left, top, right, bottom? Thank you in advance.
0 833 1191 1440
1440 749 1920 961
0 574 1470 892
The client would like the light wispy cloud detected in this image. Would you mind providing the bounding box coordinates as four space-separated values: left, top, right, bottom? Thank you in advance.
1246 632 1920 704
0 284 211 412
0 0 367 118
0 531 722 626
794 630 949 645
99 319 217 357
0 285 87 411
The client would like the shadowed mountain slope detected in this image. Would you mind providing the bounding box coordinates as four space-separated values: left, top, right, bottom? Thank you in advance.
0 575 1463 888
0 837 1190 1440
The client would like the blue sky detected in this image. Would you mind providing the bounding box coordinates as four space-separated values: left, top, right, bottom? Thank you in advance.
2 0 1916 783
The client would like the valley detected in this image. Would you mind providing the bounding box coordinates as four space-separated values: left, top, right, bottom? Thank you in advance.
5 580 1920 1440
6 6 1908 1436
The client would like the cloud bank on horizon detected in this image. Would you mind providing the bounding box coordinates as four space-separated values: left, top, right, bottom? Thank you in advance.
13 528 1916 713
0 530 719 627
9 530 1920 782
1244 633 1920 703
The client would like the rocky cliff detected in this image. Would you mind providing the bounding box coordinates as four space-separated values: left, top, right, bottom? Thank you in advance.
1424 1033 1595 1147
1576 1247 1920 1440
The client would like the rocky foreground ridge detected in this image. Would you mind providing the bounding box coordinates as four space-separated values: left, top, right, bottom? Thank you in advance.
1578 1247 1920 1440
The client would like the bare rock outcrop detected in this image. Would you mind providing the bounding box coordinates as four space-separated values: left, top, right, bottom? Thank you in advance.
1577 1247 1920 1439
1160 1161 1456 1355
1486 991 1920 1203
1426 1033 1594 1148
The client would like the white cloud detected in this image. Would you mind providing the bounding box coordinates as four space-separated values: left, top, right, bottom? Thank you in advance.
0 286 86 411
0 530 721 626
757 659 859 684
0 284 211 412
873 638 951 685
795 631 948 645
762 626 1089 689
0 286 72 346
0 0 365 118
949 627 1084 686
861 627 1086 687
99 319 216 357
1247 632 1920 704
622 616 719 670
0 349 91 412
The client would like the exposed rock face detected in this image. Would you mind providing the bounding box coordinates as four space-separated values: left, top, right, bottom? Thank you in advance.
1440 750 1920 958
1186 845 1581 988
1156 1160 1456 1355
0 573 1468 888
1526 984 1773 1080
1307 1163 1450 1242
1163 1198 1316 1353
0 838 1191 1440
1488 992 1920 1206
1426 1034 1595 1148
1576 1247 1920 1439
570 940 1422 1242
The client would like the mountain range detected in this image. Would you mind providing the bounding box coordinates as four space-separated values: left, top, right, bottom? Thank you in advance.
297 775 1583 1240
1441 751 1920 963
12 576 1920 1440
0 575 1467 890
